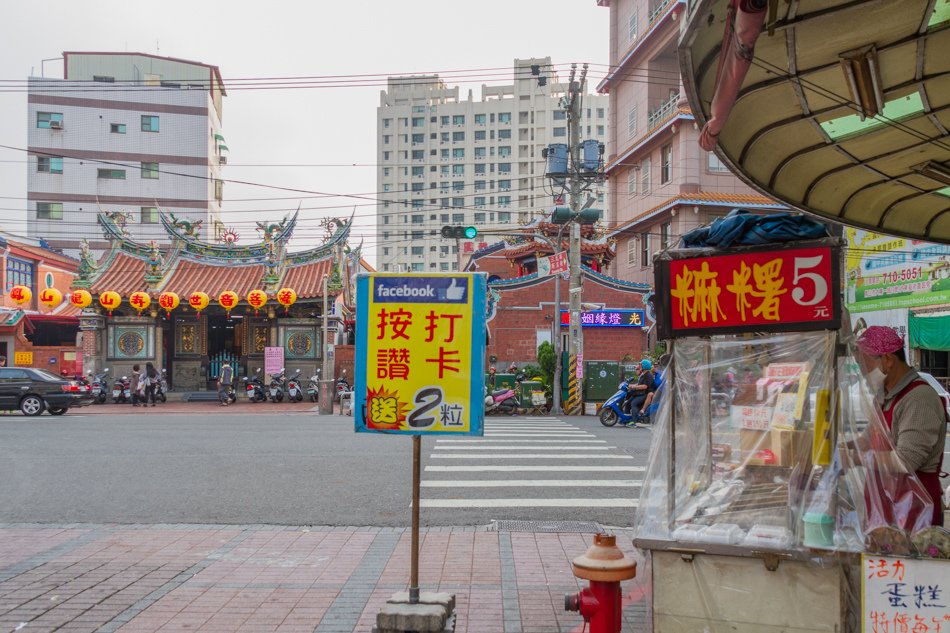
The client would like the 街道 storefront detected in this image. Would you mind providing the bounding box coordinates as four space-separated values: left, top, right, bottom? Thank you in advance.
73 211 364 391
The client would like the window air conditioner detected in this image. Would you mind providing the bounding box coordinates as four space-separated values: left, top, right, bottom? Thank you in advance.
219 156 228 164
48 120 63 129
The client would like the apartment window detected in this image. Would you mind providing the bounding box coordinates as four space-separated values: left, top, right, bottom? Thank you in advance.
439 214 449 223
36 112 63 129
498 128 511 140
661 144 672 184
498 196 511 206
411 246 424 256
452 164 465 175
382 135 391 145
474 180 486 191
412 150 424 160
411 214 424 224
474 196 486 206
383 231 391 240
597 108 605 118
627 8 639 43
498 211 511 223
411 133 424 143
383 215 391 225
441 149 450 159
141 115 159 132
627 239 637 265
498 112 512 123
452 213 465 223
641 234 650 267
37 156 63 174
383 151 391 160
141 162 159 179
498 146 512 157
453 180 465 191
498 163 511 174
474 147 486 159
383 167 390 176
627 170 637 196
411 230 424 239
474 114 486 125
440 116 449 125
440 263 449 271
452 131 464 142
36 202 63 221
553 110 567 121
110 123 126 134
661 221 672 247
452 148 465 159
411 166 424 177
640 158 651 195
140 206 159 224
6 257 33 293
439 132 449 143
411 182 424 192
475 164 486 175
627 106 637 138
475 130 486 141
411 117 425 127
498 179 511 190
553 127 566 137
597 125 605 135
411 199 424 208
452 197 465 207
383 118 392 128
97 168 126 179
474 212 486 223
452 115 465 125
382 247 391 256
707 152 731 173
383 184 391 192
214 179 224 201
411 105 426 113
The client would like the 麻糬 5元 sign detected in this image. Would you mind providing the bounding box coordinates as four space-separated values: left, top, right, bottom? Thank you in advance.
654 241 841 339
355 274 487 435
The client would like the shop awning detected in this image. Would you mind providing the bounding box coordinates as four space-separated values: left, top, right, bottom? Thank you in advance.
678 0 950 242
909 312 950 350
214 134 225 142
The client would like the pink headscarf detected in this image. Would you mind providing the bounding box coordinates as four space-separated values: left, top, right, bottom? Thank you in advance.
856 326 904 356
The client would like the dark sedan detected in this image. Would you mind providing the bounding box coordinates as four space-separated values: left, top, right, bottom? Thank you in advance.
0 367 95 416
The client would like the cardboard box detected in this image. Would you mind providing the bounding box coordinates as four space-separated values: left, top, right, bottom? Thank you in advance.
771 428 813 467
739 429 770 454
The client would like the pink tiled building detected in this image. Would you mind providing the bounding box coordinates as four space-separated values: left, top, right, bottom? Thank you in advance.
596 0 786 286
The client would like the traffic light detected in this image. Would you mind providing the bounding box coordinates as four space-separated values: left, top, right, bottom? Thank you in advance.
550 206 602 225
440 225 478 239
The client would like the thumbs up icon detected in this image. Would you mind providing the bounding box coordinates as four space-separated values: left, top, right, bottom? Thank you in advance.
445 278 464 301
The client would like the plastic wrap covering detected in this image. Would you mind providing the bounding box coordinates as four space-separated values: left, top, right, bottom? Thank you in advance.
634 330 936 555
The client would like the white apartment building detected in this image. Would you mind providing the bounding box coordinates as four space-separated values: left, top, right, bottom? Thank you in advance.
376 57 609 273
27 52 228 253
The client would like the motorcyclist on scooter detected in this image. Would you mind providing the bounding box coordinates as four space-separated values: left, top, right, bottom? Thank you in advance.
624 359 655 422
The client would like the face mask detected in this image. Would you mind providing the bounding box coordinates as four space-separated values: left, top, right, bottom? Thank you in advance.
867 367 886 393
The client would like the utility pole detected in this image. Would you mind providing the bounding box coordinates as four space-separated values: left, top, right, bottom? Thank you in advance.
320 273 333 414
566 64 587 415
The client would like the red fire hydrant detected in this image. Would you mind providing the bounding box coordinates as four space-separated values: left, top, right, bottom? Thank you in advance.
564 534 637 633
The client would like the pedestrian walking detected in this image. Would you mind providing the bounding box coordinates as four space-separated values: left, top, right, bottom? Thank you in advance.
131 364 142 407
218 361 233 406
143 362 159 407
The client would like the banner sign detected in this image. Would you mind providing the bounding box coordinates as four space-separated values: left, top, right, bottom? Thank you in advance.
355 274 487 435
862 555 948 633
537 251 568 278
264 346 284 376
655 241 841 339
845 228 950 313
560 309 645 328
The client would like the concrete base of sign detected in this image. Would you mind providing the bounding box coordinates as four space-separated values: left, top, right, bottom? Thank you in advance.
373 592 456 633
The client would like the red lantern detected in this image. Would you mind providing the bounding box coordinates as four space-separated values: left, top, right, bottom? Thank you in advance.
276 287 297 314
218 290 239 319
10 285 31 305
246 289 268 316
70 289 93 309
159 291 179 318
129 291 151 316
99 291 121 317
189 291 210 316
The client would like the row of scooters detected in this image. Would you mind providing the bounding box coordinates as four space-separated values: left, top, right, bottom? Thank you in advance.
86 368 169 404
237 368 351 404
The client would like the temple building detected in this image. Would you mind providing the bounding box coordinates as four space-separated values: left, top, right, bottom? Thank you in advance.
73 211 366 391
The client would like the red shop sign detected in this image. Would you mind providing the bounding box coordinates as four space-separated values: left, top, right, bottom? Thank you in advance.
655 241 841 339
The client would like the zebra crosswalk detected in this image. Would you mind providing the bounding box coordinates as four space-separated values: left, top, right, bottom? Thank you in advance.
420 416 642 509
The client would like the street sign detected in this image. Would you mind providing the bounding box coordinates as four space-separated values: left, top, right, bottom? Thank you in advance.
862 555 947 633
14 352 32 366
559 309 646 327
537 251 568 278
355 273 487 435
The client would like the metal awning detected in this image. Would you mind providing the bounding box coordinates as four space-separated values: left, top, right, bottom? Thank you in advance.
678 0 950 242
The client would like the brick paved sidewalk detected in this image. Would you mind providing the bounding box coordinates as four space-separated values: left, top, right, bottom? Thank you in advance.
0 524 650 633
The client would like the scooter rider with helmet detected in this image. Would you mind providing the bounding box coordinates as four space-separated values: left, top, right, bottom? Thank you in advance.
623 359 655 424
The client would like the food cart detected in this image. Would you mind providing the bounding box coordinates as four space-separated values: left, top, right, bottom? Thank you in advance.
634 230 947 633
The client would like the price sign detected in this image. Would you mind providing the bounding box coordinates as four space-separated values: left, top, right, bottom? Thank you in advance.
862 555 949 633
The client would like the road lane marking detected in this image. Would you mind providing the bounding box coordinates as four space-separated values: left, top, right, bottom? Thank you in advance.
425 465 646 472
436 439 607 443
484 433 594 437
421 479 642 487
432 445 613 450
429 453 634 459
419 498 638 508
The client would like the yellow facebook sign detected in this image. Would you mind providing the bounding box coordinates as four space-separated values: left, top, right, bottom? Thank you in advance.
355 274 487 435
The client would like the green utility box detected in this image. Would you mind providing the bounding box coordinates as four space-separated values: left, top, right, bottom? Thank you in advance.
583 361 621 402
519 381 546 409
487 373 517 391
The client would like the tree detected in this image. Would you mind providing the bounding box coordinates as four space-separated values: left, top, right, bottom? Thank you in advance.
537 341 555 390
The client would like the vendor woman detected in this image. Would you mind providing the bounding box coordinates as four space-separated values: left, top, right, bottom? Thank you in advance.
856 326 947 527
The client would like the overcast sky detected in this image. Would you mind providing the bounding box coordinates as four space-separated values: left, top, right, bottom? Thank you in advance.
0 0 608 263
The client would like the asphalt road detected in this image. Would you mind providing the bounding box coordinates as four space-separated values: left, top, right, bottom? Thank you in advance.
0 411 654 528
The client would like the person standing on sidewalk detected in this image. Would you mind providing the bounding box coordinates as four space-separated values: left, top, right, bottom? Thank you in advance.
143 362 159 407
131 364 143 407
218 361 233 406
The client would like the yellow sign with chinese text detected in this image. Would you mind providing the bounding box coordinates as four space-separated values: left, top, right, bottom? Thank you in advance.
354 274 487 435
14 352 32 366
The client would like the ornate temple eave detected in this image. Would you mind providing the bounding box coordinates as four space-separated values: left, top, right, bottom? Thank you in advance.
284 212 354 265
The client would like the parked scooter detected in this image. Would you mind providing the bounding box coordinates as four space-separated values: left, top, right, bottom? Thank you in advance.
286 369 304 402
153 368 168 403
112 375 131 404
336 370 350 400
599 378 641 427
484 384 519 416
89 368 110 404
269 368 287 402
307 369 321 403
243 368 266 403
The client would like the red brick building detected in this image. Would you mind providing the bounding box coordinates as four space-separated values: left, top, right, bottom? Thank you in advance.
465 224 651 368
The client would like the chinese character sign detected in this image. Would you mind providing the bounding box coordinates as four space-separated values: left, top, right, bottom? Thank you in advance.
863 555 948 633
355 274 487 435
560 309 646 328
264 346 284 377
655 243 840 338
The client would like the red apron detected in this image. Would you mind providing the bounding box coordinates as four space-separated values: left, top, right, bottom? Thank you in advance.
880 379 945 528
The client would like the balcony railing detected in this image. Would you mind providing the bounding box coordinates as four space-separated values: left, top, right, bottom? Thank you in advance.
648 92 680 131
648 0 676 25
